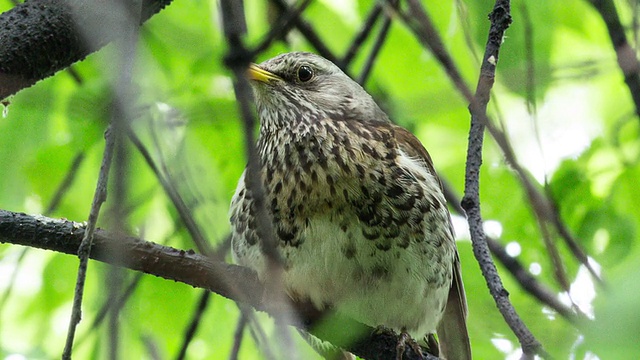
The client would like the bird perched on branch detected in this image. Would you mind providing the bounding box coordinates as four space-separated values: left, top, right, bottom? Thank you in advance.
230 52 471 359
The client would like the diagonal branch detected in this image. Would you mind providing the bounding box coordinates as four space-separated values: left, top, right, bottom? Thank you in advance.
442 185 585 324
0 0 173 100
250 0 314 57
62 126 115 359
267 0 339 65
587 0 640 121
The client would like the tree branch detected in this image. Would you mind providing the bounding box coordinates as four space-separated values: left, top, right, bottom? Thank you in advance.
0 0 172 100
442 184 585 324
587 0 640 121
461 2 546 358
0 209 436 360
63 126 116 359
387 0 546 356
266 0 339 65
0 209 263 307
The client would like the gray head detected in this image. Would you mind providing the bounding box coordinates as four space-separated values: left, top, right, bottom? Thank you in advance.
247 52 390 133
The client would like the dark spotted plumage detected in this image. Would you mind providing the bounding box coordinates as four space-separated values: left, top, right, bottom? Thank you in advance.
230 52 471 359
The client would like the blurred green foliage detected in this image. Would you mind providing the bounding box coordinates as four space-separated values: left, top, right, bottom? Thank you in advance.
1 0 639 359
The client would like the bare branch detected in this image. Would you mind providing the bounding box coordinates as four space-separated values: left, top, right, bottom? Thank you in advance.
0 0 173 100
341 3 383 68
587 0 640 121
175 291 212 360
0 209 263 311
267 0 340 65
357 2 395 85
460 1 546 357
0 209 436 360
250 0 314 57
62 126 115 359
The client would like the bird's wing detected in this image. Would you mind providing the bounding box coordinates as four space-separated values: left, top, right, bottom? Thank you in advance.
437 254 472 360
388 124 439 178
391 124 472 360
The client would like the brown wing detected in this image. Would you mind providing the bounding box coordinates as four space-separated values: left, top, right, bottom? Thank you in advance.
392 125 472 360
437 254 472 360
390 124 439 179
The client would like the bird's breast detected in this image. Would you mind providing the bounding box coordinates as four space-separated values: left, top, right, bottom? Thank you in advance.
231 118 456 335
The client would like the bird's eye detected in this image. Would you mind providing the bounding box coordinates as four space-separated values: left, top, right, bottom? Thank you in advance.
297 65 314 82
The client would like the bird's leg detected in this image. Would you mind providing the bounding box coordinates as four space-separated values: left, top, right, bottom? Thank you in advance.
395 328 425 360
424 334 440 357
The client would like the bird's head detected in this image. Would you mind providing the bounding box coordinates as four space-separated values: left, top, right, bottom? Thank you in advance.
247 52 389 133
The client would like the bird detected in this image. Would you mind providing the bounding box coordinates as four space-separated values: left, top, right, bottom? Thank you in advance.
229 51 471 359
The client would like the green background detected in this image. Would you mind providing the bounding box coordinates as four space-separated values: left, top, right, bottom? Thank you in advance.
1 0 639 359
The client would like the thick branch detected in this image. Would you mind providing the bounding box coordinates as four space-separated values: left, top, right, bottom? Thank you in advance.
0 209 435 360
0 209 261 304
0 0 172 100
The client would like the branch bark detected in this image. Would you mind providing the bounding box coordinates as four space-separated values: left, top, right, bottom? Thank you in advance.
461 2 545 358
0 209 436 360
0 0 172 100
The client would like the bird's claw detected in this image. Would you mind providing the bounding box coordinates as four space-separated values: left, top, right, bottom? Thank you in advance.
395 330 425 360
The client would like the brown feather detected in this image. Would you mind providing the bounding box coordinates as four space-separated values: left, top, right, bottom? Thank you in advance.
392 125 472 360
437 255 472 360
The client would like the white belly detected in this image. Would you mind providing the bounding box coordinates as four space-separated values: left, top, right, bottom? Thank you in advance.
279 217 452 337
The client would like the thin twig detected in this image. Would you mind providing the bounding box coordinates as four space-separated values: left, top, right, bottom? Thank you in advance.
1 151 86 317
341 3 383 68
267 0 339 65
250 0 314 57
45 152 86 215
357 4 394 85
485 236 584 323
175 291 212 360
587 0 640 121
229 310 248 360
520 2 547 186
551 204 605 287
0 247 28 314
537 213 572 294
74 272 144 349
455 0 482 65
442 184 586 323
519 4 572 289
387 0 475 101
62 126 116 359
245 308 278 360
127 129 214 256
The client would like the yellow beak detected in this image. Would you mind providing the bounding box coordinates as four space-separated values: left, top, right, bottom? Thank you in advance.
247 64 281 83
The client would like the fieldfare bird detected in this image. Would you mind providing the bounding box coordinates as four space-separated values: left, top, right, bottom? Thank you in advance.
230 52 471 359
